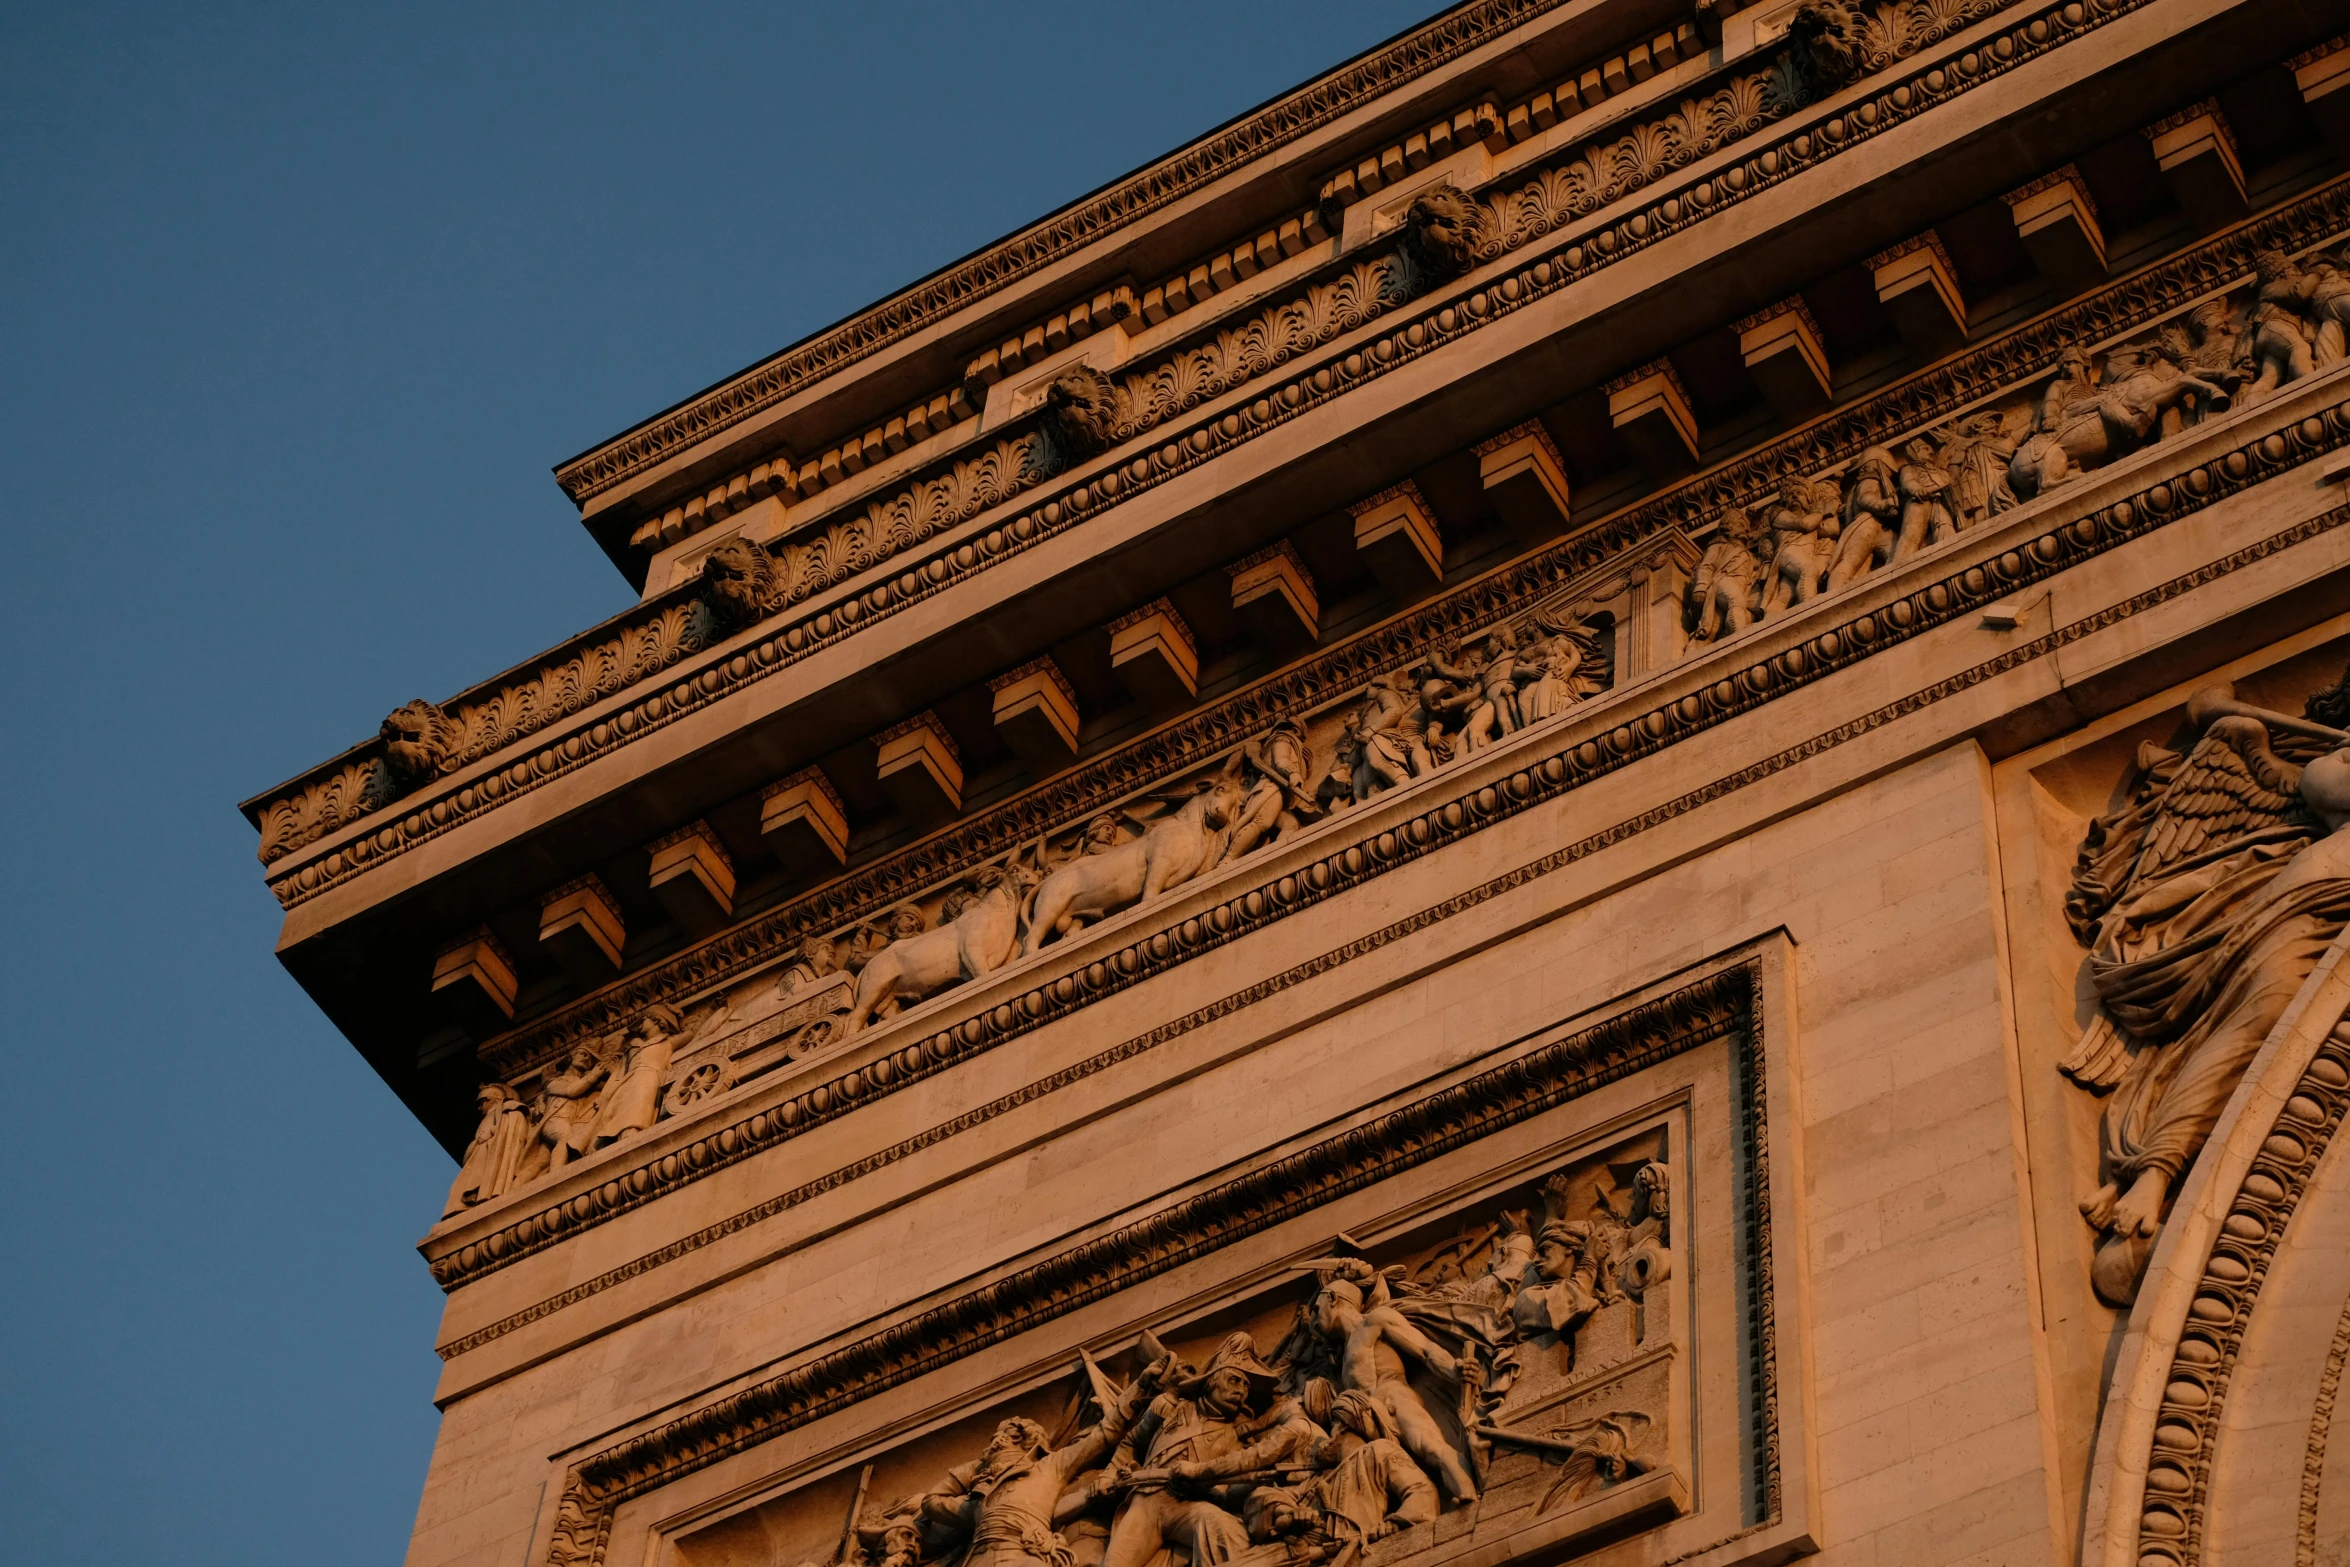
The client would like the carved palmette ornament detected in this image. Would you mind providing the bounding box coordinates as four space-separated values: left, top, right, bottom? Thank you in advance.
259 0 2054 876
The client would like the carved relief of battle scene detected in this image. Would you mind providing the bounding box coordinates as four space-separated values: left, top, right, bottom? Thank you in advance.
669 1127 1696 1567
1684 240 2350 644
439 609 1617 1222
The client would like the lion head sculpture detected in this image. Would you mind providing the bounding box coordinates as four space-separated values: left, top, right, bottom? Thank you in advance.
1781 0 1865 102
1396 183 1487 281
697 534 780 627
1040 365 1121 462
380 699 463 788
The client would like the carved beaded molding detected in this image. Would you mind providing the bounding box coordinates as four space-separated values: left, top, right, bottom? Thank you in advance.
2131 1013 2350 1565
550 0 1582 506
255 0 2100 880
442 178 2350 1093
426 384 2350 1297
531 962 1777 1567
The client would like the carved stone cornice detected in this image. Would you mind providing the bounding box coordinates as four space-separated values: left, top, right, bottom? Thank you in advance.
531 962 1772 1567
425 384 2350 1295
252 0 2100 881
286 175 2350 1055
549 0 1586 508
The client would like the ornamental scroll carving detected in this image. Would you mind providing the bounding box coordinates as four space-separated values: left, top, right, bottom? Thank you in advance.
440 610 1616 1219
2058 664 2350 1306
1682 243 2350 644
255 0 2037 871
743 1138 1676 1567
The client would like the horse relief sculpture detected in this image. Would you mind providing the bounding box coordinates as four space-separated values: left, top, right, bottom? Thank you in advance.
844 856 1044 1034
438 607 1615 1221
800 1146 1673 1567
2059 670 2350 1305
1685 244 2350 644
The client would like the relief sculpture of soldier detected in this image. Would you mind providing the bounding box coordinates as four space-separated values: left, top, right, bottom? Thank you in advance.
826 1156 1671 1567
1097 1334 1302 1567
1279 1259 1481 1504
912 1371 1165 1567
2062 668 2350 1303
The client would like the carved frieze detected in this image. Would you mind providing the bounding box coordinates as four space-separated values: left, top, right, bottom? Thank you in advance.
528 962 1775 1567
255 0 2089 879
426 385 2350 1297
710 1141 1679 1567
1680 238 2350 644
451 602 1623 1218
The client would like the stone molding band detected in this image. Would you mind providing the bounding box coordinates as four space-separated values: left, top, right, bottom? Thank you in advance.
2125 1012 2350 1564
425 390 2350 1299
457 166 2350 1089
534 962 1775 1567
257 0 2125 883
550 0 1578 505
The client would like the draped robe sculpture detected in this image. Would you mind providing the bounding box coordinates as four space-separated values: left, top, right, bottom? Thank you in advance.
2063 682 2350 1303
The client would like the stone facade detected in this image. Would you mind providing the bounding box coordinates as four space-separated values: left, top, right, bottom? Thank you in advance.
242 5 2350 1565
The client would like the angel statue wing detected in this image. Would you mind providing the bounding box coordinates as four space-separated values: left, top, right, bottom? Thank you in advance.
2059 705 2319 1089
2066 715 2309 946
2129 715 2306 885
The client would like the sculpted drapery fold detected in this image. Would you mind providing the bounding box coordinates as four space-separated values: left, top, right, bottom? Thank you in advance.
2062 672 2350 1305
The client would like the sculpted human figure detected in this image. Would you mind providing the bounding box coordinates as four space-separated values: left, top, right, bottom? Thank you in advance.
1285 1258 1479 1504
1686 509 1763 641
1099 1335 1291 1567
2064 684 2350 1303
1760 476 1841 613
1226 720 1321 860
2254 246 2350 367
591 1003 700 1150
1358 673 1437 790
2008 341 2231 497
1893 436 1958 555
1824 448 1899 590
1933 410 2018 526
535 1045 610 1172
1511 616 1602 722
917 1375 1158 1567
2246 290 2321 403
442 1083 533 1217
1422 637 1515 751
1241 1391 1438 1547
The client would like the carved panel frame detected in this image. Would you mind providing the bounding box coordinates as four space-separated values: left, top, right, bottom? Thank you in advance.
520 946 1817 1567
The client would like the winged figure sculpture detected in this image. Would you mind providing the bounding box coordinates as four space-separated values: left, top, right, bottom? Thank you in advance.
2062 681 2350 1304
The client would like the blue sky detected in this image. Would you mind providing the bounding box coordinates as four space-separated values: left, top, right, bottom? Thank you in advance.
0 4 1434 1561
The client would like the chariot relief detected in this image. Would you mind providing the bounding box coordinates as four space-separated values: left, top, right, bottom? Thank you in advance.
718 1136 1679 1567
435 609 1616 1222
1684 242 2350 645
